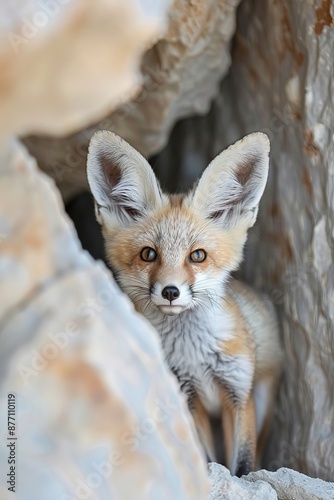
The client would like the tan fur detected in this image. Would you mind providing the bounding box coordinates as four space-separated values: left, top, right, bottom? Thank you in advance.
227 280 282 379
254 372 278 468
192 395 216 462
221 389 257 474
219 294 255 357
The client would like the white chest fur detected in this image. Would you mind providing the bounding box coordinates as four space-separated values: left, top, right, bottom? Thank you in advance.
145 304 254 414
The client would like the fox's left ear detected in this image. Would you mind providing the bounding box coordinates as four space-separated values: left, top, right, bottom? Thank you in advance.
186 132 270 229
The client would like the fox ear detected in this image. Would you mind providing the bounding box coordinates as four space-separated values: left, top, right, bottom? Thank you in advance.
186 133 270 229
87 131 164 226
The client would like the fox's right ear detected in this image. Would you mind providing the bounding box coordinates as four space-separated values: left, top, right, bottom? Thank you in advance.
185 133 270 230
87 131 164 227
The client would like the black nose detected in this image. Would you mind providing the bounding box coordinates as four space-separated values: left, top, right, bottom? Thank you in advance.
162 286 180 302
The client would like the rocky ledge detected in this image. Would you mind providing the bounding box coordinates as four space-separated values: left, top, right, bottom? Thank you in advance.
209 463 334 500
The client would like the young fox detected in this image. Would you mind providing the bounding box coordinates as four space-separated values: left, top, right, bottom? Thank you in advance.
86 130 282 476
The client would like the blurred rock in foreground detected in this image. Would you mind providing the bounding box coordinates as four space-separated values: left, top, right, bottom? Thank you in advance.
0 141 209 499
0 0 210 498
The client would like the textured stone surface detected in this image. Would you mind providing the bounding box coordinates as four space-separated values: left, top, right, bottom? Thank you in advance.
24 0 241 200
209 463 277 500
0 142 209 499
246 468 334 500
209 463 334 500
0 0 168 139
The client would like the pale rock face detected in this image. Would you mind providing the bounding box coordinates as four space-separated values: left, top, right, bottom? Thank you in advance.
209 463 334 500
23 0 242 200
0 141 209 499
0 0 169 139
246 468 334 500
0 0 210 497
209 463 278 500
106 0 242 156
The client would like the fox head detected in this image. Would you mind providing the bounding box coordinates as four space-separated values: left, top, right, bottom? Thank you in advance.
87 131 270 316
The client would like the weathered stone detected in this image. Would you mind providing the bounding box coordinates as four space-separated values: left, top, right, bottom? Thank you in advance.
0 1 210 497
0 141 209 499
209 464 334 500
245 468 334 500
0 0 168 139
23 0 242 200
209 463 277 500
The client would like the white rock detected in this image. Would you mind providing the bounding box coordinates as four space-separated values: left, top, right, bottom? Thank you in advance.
209 464 334 500
245 468 334 500
0 1 211 496
0 141 210 499
209 463 277 500
0 0 170 138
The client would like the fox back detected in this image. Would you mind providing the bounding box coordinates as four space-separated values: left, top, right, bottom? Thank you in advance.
87 131 282 476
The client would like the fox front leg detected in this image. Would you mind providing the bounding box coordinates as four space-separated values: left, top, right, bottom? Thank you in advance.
221 389 256 476
191 394 216 462
170 369 216 461
211 347 256 476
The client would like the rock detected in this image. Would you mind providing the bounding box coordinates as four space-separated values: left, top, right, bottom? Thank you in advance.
100 0 242 157
0 0 169 139
208 463 277 500
0 141 209 499
0 1 210 497
245 468 334 500
23 0 242 200
209 463 334 500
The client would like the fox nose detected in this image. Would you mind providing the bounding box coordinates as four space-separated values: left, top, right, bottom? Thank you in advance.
162 286 180 302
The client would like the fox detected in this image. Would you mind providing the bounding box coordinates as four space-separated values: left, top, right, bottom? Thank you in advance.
86 130 282 476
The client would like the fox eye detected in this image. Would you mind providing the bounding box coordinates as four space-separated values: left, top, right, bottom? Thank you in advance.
190 249 207 263
140 247 157 262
